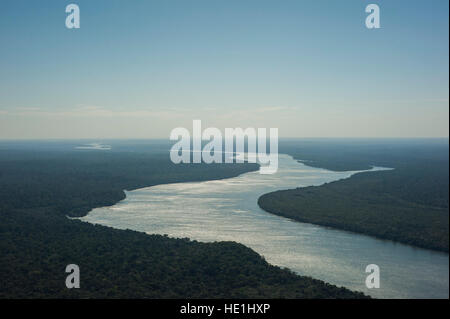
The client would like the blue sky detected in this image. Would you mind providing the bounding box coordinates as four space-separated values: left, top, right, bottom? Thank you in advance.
0 0 448 138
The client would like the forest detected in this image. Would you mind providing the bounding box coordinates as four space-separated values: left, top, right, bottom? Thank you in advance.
259 139 449 252
0 141 367 298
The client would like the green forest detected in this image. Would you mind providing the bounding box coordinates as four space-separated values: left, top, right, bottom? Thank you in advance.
0 142 366 298
260 139 449 252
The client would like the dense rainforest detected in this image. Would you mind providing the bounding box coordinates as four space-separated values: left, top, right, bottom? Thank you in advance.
0 141 367 298
259 139 449 252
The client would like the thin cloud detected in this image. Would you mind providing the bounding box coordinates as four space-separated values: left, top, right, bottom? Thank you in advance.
4 105 190 119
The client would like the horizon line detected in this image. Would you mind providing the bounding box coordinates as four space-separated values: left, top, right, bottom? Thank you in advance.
0 137 449 141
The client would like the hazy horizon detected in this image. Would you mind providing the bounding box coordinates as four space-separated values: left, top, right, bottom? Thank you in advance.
0 137 448 142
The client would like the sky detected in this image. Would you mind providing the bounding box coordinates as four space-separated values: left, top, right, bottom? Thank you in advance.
0 0 448 139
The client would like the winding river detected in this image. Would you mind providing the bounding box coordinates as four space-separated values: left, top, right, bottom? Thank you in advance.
79 154 449 298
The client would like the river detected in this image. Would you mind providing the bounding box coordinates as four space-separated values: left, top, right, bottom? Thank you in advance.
79 154 449 298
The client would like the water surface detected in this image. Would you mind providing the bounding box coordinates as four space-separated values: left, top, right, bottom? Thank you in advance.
80 154 449 298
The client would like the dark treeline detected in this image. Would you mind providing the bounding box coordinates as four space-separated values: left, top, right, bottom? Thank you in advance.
0 149 258 218
260 139 449 252
0 144 366 298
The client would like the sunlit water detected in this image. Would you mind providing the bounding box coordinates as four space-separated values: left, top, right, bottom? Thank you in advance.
80 154 449 298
